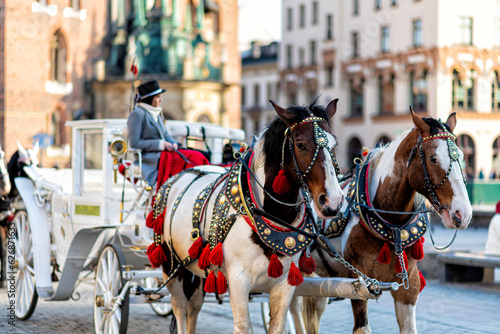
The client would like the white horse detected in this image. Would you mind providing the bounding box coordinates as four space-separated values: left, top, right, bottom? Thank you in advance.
153 100 345 334
0 144 11 197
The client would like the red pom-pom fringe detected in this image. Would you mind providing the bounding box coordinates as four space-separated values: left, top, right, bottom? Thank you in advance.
299 252 316 274
408 238 425 260
287 262 304 286
210 242 224 266
189 237 204 259
395 251 409 273
204 271 217 293
272 170 291 194
151 211 165 235
148 244 167 268
268 254 284 278
418 270 426 293
216 271 228 294
377 243 391 264
145 210 154 228
198 244 212 270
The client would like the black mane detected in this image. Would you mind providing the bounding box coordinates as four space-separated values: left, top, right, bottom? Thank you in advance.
263 101 330 176
422 117 452 135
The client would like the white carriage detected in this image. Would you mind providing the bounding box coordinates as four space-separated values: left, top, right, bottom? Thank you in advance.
10 118 391 333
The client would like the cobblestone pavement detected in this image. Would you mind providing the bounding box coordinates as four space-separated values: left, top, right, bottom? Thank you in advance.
1 279 499 333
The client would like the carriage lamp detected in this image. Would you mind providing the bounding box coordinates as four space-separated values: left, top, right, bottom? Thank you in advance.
110 138 127 157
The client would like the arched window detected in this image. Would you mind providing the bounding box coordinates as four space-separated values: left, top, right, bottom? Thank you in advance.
452 69 475 111
457 134 475 178
410 69 428 112
50 30 67 82
378 74 394 114
376 135 391 148
493 71 500 112
349 79 364 117
347 137 362 166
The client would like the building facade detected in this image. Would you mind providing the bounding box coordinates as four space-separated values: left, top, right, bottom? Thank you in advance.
280 0 500 178
0 0 108 164
92 0 241 130
241 41 279 143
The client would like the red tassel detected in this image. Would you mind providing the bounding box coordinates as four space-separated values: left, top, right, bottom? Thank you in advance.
145 210 154 228
395 251 409 273
204 271 217 293
287 262 304 286
408 238 425 260
377 243 391 264
210 242 224 266
189 237 204 259
148 244 167 268
198 244 212 270
419 270 426 292
272 170 291 194
299 252 316 274
268 254 284 278
147 242 156 257
151 211 165 235
216 271 228 294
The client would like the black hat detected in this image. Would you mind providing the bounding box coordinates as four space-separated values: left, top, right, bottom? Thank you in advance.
137 80 166 101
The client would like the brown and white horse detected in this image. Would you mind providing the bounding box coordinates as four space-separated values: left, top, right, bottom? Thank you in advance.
295 110 472 334
157 100 344 334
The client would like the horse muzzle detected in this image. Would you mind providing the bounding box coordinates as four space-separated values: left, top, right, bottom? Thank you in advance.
317 193 343 218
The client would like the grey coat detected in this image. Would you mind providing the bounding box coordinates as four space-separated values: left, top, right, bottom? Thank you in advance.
127 105 177 185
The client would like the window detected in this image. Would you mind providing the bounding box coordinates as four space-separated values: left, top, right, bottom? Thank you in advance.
375 0 381 10
50 30 67 82
82 131 104 194
493 71 500 111
310 40 317 65
492 137 500 177
38 0 48 4
70 0 80 10
353 0 359 15
410 70 428 112
381 26 390 52
299 48 305 67
300 5 305 28
352 32 359 58
326 15 333 40
325 66 334 87
496 19 500 47
391 0 398 6
241 85 246 107
287 8 293 31
286 45 293 68
458 17 473 45
378 74 395 114
253 84 260 106
457 135 475 177
349 79 364 117
312 2 318 25
413 19 422 47
267 83 273 101
348 137 363 165
452 69 475 111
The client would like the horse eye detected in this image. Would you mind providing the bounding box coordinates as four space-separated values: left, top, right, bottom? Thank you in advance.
430 156 438 164
296 143 307 151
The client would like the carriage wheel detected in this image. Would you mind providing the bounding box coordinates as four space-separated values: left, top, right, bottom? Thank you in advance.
94 245 130 334
11 210 38 320
261 302 296 334
143 275 173 317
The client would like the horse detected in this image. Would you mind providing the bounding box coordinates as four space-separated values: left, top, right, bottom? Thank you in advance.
291 110 472 334
149 100 345 334
0 142 38 288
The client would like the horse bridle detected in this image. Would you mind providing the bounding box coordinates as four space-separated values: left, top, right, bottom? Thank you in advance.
406 130 465 211
280 115 341 191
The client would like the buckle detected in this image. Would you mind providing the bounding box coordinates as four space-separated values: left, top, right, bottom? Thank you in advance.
191 228 200 241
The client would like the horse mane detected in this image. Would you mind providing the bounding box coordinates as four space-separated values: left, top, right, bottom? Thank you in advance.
421 116 452 134
262 101 330 176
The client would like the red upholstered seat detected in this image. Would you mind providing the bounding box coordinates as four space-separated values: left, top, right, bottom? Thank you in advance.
156 149 210 191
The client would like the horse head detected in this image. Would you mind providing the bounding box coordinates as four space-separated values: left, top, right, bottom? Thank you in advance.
406 109 472 229
17 141 39 167
0 144 11 197
263 99 344 219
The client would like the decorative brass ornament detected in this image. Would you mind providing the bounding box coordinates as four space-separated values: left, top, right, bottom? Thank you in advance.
235 196 241 203
417 221 424 227
285 237 296 248
264 228 271 235
410 227 418 235
298 234 305 242
400 230 409 241
231 185 238 195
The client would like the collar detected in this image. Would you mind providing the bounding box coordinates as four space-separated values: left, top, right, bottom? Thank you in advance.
138 102 162 120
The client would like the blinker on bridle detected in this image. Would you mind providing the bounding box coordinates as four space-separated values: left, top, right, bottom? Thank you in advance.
277 114 341 192
406 130 464 211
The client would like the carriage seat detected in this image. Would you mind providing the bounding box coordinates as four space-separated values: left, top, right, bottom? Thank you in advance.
437 251 500 283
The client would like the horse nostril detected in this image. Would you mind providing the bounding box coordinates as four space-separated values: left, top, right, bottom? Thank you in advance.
452 211 462 227
323 207 339 218
319 194 327 207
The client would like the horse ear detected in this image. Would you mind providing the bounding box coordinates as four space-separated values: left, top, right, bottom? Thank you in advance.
269 100 295 124
410 106 430 134
445 112 457 133
32 141 39 155
325 99 339 119
17 141 29 160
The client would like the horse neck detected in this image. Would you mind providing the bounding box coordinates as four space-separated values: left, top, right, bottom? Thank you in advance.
251 139 300 223
370 130 418 223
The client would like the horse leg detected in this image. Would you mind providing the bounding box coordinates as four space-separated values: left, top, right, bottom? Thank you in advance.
227 275 253 334
267 283 296 334
392 267 420 334
166 276 190 334
289 296 306 334
351 300 372 334
184 273 204 334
